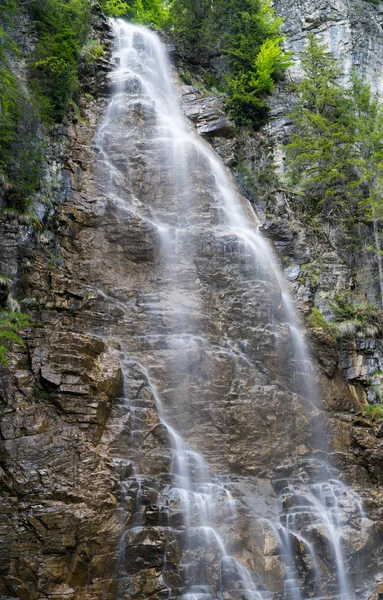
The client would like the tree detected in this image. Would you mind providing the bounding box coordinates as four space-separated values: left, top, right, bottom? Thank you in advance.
286 35 383 306
168 0 292 127
224 0 292 125
348 72 383 305
99 0 129 17
27 0 91 120
286 34 356 221
99 0 167 24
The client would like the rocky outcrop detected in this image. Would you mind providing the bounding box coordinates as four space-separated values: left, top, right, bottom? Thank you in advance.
274 0 383 91
1 2 383 600
0 331 123 600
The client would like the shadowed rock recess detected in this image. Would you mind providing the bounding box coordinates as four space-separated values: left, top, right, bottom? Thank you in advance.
1 10 383 600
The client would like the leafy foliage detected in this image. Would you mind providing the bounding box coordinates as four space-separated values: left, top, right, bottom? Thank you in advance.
0 27 43 211
99 0 167 24
329 294 383 337
286 35 383 224
98 0 130 17
81 40 105 65
0 29 21 177
168 0 292 127
27 0 91 121
307 307 338 339
132 0 169 25
0 0 101 210
286 35 355 221
306 295 383 341
0 0 18 24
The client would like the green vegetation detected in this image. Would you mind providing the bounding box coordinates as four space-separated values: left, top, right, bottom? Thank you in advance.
27 0 91 121
0 311 34 366
329 294 383 337
34 386 56 400
81 40 105 65
365 403 383 422
307 307 338 339
0 0 291 211
99 0 167 23
309 307 329 329
286 35 353 220
0 0 18 24
168 0 292 127
0 25 43 211
0 29 21 184
98 0 129 16
286 35 383 306
287 35 383 222
306 295 383 340
0 0 105 211
299 262 322 287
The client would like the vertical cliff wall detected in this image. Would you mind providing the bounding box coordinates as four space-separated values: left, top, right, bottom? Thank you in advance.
0 2 383 600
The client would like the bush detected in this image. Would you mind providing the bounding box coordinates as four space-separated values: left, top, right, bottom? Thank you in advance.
0 0 97 209
329 294 383 337
0 29 21 178
98 0 129 16
99 0 167 24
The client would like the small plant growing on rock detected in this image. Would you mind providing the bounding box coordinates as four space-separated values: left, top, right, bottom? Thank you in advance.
0 208 43 230
299 262 322 287
365 403 383 422
307 307 338 339
179 69 193 86
81 40 105 65
0 311 35 366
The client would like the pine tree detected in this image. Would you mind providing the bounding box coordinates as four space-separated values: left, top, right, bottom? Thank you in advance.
286 35 383 306
286 34 355 221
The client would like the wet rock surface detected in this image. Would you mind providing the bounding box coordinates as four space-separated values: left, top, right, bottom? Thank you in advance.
0 5 383 600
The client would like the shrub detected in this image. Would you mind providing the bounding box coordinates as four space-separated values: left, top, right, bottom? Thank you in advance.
0 27 43 211
98 0 129 16
99 0 167 24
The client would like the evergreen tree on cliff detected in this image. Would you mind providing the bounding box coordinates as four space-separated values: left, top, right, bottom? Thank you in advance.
286 34 383 306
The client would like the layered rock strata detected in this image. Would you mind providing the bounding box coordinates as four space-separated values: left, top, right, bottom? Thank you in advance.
0 4 383 600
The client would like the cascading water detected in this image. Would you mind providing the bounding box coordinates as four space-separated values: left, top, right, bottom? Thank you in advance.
96 19 369 600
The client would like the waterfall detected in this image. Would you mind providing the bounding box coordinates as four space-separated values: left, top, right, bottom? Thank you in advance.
97 19 368 600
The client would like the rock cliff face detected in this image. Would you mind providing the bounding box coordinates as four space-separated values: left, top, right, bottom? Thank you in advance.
0 3 383 600
275 0 383 91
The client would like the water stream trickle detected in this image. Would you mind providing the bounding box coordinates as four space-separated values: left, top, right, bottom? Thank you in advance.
97 19 367 600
